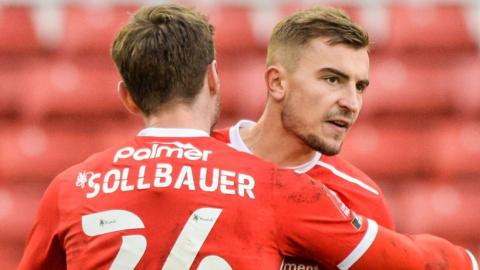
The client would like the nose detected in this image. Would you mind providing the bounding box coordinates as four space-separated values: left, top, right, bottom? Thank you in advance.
338 84 361 114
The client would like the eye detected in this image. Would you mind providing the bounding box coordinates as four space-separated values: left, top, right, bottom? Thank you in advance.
356 82 368 93
324 76 340 85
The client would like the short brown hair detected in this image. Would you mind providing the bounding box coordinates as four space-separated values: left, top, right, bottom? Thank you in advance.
267 6 369 71
112 4 215 116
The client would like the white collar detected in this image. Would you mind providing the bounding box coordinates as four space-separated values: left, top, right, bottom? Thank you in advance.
137 127 209 138
228 120 322 174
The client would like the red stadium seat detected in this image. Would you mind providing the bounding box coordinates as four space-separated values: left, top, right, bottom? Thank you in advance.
0 121 139 182
0 241 25 270
0 57 30 117
0 6 41 54
0 182 48 269
204 5 260 54
61 5 138 55
0 183 44 243
364 54 457 117
281 3 360 20
430 120 480 178
340 121 432 178
22 56 126 120
217 53 267 120
449 56 480 117
386 5 475 52
389 179 480 248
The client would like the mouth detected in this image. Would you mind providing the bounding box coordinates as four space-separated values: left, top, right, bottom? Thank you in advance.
326 119 351 130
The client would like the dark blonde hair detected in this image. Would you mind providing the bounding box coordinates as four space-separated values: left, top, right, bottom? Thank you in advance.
267 6 369 71
111 4 215 116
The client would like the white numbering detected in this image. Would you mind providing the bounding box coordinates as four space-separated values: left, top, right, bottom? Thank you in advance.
197 256 232 270
110 235 147 269
81 210 147 270
81 208 232 270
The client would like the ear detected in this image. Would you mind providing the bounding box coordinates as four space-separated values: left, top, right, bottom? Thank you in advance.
265 65 286 101
117 81 141 114
207 60 220 96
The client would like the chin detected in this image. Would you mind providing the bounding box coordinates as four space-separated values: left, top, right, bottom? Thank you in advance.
319 146 341 156
301 133 342 156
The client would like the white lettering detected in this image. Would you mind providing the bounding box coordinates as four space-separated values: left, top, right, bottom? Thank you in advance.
133 148 151 161
199 167 218 192
82 164 256 200
201 150 212 161
174 166 195 190
220 170 235 195
137 166 150 190
156 146 181 159
120 168 134 192
154 163 172 187
103 169 121 193
86 173 101 199
114 147 135 163
113 143 212 163
238 173 255 199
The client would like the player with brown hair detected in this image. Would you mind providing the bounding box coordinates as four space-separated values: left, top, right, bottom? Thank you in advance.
19 4 477 270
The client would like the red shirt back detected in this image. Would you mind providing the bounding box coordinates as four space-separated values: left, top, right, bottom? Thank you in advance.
19 128 375 270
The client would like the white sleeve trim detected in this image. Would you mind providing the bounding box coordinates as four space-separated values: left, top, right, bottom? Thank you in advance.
337 219 378 270
466 249 479 270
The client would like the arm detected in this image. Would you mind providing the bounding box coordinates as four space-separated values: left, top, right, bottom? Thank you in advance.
352 228 478 270
18 179 66 270
273 169 478 270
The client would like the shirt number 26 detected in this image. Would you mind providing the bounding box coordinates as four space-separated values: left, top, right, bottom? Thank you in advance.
81 208 231 269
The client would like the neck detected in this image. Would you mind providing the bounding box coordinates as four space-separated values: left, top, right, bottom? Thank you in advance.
240 103 317 167
145 102 211 134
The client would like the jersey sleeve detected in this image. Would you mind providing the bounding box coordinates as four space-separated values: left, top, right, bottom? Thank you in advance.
272 169 478 270
18 178 66 270
353 228 479 270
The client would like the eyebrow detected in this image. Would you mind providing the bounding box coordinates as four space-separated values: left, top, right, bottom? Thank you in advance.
320 67 370 86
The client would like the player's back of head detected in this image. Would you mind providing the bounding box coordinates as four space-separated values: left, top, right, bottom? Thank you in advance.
111 5 215 116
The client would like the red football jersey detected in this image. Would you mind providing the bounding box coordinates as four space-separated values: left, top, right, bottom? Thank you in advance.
213 120 396 269
19 128 477 270
212 120 395 229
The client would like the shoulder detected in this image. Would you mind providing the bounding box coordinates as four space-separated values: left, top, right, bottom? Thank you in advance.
211 127 231 143
52 140 135 187
312 155 382 194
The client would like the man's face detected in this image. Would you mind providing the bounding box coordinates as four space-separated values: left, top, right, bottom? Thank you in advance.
281 38 369 155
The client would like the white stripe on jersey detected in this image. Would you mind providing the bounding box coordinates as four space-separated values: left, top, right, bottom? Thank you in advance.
316 161 379 195
466 249 479 270
337 219 379 270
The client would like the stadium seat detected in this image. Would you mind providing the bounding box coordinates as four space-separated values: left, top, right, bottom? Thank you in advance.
0 57 30 117
389 179 480 248
430 120 480 178
449 56 480 117
364 54 456 117
0 241 24 270
205 5 260 54
386 5 475 52
217 52 267 120
61 5 138 55
0 183 44 242
340 121 432 179
281 3 359 20
0 121 139 182
0 6 41 54
0 181 47 269
21 56 126 120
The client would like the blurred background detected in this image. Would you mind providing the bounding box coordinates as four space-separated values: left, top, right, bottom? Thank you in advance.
0 0 479 268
